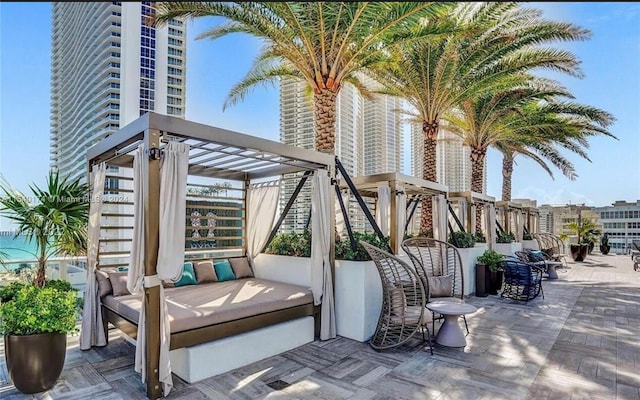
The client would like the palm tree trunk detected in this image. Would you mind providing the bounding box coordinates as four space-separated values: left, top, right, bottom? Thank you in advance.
502 154 514 201
313 89 338 154
35 236 47 287
420 120 439 235
470 146 486 232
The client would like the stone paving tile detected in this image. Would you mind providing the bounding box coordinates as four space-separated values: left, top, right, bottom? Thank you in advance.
2 254 640 399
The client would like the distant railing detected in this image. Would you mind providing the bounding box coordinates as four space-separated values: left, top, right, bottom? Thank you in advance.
0 256 88 294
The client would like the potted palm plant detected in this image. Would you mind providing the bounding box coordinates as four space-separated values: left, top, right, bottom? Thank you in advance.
0 170 88 394
565 217 597 262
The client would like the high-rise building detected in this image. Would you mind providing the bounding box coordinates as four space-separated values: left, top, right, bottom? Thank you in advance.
50 2 187 182
410 124 485 193
278 77 403 232
362 78 403 176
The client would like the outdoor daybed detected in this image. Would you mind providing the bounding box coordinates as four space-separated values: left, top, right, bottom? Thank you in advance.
98 265 316 351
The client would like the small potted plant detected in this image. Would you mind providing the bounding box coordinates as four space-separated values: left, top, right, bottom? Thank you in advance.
599 233 611 255
0 280 79 394
476 249 505 296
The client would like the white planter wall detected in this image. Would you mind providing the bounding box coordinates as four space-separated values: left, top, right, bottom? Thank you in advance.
253 254 383 343
334 259 382 342
494 242 523 257
522 239 539 251
457 244 488 296
252 254 312 288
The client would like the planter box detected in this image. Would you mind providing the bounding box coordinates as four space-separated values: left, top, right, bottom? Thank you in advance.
334 259 382 343
456 244 488 296
253 254 383 343
522 240 539 251
494 242 522 257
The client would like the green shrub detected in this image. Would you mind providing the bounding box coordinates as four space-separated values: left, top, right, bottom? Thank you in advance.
496 231 515 243
523 232 533 240
477 249 505 272
265 230 390 261
474 231 486 243
448 231 475 248
0 282 26 303
335 232 390 261
0 285 79 335
264 230 311 257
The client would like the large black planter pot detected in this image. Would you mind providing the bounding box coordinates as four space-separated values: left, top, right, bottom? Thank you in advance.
488 270 503 295
5 332 67 394
600 244 611 255
475 263 488 297
587 242 595 255
570 244 589 262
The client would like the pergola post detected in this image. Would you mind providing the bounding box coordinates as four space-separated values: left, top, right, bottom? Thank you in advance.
329 166 336 291
389 179 398 253
143 128 162 400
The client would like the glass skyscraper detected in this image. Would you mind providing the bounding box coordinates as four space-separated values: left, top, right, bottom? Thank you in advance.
50 2 186 182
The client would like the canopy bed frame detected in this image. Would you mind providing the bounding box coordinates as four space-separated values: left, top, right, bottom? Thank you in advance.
82 112 336 399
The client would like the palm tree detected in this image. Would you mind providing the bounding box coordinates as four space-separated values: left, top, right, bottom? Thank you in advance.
368 2 590 232
496 141 577 202
496 100 616 202
153 2 455 154
445 78 615 230
565 217 598 245
0 171 89 287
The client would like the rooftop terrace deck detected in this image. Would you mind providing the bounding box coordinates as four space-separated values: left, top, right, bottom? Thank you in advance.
2 253 639 400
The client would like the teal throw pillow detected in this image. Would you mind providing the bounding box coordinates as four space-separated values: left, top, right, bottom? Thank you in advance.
174 262 198 287
214 261 236 282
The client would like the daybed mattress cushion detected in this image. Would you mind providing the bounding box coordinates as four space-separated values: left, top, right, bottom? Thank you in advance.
101 278 313 334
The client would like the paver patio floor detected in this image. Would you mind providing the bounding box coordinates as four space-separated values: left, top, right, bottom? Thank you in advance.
1 253 639 399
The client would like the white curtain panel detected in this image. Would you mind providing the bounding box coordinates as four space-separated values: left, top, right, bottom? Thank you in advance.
157 141 190 281
458 199 468 233
514 210 523 242
407 198 418 236
310 171 336 340
487 203 497 250
335 189 345 237
432 194 448 242
246 182 281 261
375 185 390 237
80 162 107 350
128 145 149 387
155 141 190 395
396 187 406 251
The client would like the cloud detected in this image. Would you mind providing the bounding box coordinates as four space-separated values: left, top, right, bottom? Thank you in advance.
586 3 640 24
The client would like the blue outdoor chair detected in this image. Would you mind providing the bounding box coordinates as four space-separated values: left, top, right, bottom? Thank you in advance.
498 259 545 302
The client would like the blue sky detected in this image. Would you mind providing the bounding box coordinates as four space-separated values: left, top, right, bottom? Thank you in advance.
1 2 639 230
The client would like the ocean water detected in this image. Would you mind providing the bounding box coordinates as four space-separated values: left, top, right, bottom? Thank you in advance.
0 235 40 262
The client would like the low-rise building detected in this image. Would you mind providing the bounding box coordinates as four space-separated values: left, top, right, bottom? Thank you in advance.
594 200 640 254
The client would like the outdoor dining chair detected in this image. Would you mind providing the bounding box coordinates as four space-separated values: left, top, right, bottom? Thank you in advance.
360 241 433 354
400 237 468 336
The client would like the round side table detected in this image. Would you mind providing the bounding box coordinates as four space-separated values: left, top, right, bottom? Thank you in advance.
426 301 478 347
